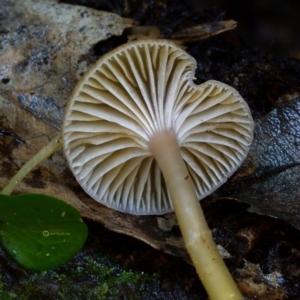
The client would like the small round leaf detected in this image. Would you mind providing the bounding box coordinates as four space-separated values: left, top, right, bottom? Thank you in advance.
0 194 88 271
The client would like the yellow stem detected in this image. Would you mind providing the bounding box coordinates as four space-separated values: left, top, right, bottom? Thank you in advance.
149 130 243 300
1 134 62 196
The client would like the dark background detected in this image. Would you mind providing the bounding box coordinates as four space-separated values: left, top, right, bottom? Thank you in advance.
190 0 300 56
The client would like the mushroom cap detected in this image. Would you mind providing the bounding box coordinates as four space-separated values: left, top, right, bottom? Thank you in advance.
62 39 254 215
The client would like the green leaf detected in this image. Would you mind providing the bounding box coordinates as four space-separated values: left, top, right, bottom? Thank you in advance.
0 194 88 271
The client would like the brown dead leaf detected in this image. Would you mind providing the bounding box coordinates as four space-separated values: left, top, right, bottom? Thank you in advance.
0 0 134 128
169 20 237 42
125 20 237 43
236 261 286 300
219 95 300 230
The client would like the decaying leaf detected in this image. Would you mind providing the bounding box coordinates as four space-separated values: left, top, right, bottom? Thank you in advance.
236 261 286 300
0 0 134 128
169 20 237 42
219 95 300 230
125 20 237 43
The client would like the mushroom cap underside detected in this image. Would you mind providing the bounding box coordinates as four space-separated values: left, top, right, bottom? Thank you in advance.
62 39 254 215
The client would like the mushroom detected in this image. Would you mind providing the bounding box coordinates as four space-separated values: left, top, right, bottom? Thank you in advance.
62 39 254 299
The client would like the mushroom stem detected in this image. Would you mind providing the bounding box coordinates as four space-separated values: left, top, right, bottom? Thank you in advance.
1 134 62 196
149 130 243 300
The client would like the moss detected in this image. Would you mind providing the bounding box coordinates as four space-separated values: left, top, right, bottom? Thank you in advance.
52 256 159 300
0 275 18 299
90 257 158 299
0 253 158 300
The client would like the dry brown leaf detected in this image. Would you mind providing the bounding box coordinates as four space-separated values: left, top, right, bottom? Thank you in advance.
126 20 237 44
219 95 300 230
0 0 134 128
